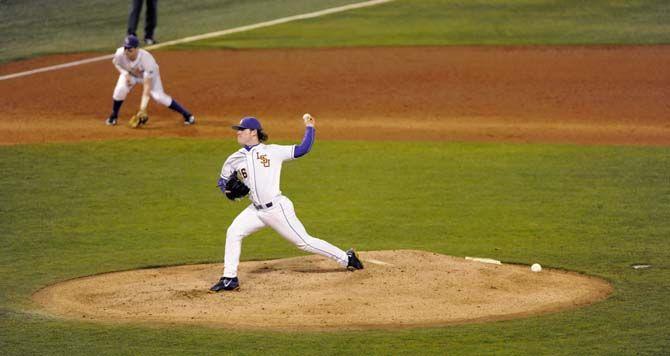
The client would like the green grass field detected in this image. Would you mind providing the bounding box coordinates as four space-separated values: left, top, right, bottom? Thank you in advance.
2 0 670 354
1 139 669 355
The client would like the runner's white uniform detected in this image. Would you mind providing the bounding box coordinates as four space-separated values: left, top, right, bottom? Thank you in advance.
111 47 172 106
219 143 349 278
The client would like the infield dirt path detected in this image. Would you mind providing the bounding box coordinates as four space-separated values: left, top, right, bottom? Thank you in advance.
1 46 669 146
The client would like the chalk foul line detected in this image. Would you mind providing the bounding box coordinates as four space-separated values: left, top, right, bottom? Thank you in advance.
0 0 395 81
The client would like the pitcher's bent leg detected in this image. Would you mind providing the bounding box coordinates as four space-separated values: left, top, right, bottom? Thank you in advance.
223 206 266 278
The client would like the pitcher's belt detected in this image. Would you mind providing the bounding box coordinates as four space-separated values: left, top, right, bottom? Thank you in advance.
254 202 273 210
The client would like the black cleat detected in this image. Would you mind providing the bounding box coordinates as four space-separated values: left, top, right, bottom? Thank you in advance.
105 116 117 126
184 115 196 125
346 249 364 270
210 277 240 292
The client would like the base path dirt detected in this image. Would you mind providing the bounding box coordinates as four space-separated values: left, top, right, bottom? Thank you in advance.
32 250 612 331
1 46 670 146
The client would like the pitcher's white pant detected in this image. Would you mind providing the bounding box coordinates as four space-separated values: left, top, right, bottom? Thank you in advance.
223 195 348 278
112 69 172 106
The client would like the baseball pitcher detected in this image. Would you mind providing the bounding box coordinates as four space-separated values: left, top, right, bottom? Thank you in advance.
105 35 195 127
210 114 364 292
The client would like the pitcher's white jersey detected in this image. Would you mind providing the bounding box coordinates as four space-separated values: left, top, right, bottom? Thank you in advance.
220 143 295 206
112 47 158 79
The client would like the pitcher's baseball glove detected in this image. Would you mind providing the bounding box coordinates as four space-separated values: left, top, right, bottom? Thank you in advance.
129 109 149 128
224 171 250 201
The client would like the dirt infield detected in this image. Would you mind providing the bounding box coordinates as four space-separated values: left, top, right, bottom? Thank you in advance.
1 46 669 146
32 250 612 331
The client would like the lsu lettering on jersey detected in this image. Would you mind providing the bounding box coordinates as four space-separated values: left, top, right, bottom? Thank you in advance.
220 143 295 205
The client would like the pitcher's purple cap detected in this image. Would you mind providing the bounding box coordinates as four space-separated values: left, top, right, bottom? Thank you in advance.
232 117 262 130
123 35 140 49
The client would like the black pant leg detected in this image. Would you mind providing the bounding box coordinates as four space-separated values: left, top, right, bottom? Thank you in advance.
144 0 158 39
127 0 144 35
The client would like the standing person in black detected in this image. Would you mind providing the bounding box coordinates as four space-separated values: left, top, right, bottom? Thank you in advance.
127 0 158 45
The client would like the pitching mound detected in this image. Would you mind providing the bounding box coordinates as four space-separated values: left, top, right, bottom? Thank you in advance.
33 250 612 331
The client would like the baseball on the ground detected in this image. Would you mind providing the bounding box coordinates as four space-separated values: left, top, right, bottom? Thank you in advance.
531 263 542 272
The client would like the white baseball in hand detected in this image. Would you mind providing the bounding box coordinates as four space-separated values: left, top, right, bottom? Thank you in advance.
303 113 313 122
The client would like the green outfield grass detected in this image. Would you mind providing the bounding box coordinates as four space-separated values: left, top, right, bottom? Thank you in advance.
3 0 670 64
1 139 669 355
